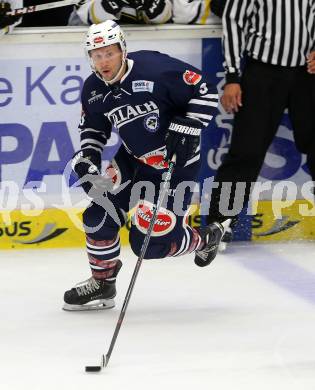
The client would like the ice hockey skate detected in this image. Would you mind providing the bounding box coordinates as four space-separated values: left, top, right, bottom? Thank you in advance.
194 222 225 267
218 219 233 252
63 260 122 311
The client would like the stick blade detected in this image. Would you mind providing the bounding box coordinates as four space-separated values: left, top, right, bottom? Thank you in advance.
85 365 102 373
85 354 105 372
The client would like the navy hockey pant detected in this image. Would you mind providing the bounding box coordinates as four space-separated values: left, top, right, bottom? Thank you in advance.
83 147 201 278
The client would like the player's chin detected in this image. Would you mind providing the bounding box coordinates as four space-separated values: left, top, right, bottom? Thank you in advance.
101 71 112 80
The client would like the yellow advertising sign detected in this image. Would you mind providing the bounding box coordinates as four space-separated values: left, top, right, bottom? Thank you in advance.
0 206 201 250
1 201 314 249
0 208 86 249
252 200 315 241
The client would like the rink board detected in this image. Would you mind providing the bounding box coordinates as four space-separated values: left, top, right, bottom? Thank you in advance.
252 200 315 242
1 26 314 248
0 206 201 250
0 201 314 249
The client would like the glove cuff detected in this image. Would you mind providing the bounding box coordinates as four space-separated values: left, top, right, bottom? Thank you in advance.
168 116 202 136
71 149 102 175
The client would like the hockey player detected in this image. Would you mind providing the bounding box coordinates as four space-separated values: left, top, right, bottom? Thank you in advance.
172 0 220 24
0 1 22 36
209 0 226 18
63 20 225 311
68 0 219 26
69 0 172 25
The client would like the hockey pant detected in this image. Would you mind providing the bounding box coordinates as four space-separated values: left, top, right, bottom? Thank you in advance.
82 147 202 279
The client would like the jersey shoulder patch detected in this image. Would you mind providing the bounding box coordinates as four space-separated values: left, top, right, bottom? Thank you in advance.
183 70 202 85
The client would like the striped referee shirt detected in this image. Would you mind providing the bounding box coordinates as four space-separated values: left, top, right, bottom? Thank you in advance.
223 0 315 83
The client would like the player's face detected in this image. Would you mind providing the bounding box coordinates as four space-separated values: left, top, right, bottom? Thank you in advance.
90 44 124 81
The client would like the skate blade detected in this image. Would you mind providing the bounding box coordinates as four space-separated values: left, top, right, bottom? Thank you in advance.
63 298 115 311
218 241 227 252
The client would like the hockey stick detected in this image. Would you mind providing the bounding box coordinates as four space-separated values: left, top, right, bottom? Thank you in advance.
85 155 176 372
6 0 86 16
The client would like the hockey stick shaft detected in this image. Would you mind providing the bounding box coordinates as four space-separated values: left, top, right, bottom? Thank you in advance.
104 156 176 367
6 0 84 16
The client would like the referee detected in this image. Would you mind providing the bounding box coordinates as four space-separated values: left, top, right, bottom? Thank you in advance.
208 0 315 232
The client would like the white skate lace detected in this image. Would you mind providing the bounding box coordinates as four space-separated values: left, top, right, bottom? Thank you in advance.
75 277 100 296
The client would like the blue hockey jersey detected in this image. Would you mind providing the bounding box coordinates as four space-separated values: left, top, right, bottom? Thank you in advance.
79 50 218 169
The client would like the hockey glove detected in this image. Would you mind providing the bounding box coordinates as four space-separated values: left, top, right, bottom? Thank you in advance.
0 2 20 29
210 0 227 18
128 0 166 19
72 149 114 198
101 0 125 15
165 116 202 167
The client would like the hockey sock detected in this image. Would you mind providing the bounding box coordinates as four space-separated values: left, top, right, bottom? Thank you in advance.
170 226 202 257
86 236 121 280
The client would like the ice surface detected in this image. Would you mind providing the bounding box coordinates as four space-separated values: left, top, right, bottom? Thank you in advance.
1 242 315 390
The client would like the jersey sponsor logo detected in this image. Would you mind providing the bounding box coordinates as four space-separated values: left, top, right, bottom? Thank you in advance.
107 101 159 129
143 113 159 133
88 90 104 104
133 201 176 237
183 70 202 86
132 80 154 93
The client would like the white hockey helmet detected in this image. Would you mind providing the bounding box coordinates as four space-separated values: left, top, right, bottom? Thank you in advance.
85 20 127 78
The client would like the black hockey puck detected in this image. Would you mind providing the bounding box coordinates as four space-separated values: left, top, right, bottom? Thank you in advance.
85 366 102 372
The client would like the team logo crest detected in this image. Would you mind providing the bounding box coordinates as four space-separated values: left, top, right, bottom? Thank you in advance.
183 70 202 85
143 113 159 133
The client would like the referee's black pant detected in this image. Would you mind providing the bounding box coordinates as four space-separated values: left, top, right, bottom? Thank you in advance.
208 58 315 223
